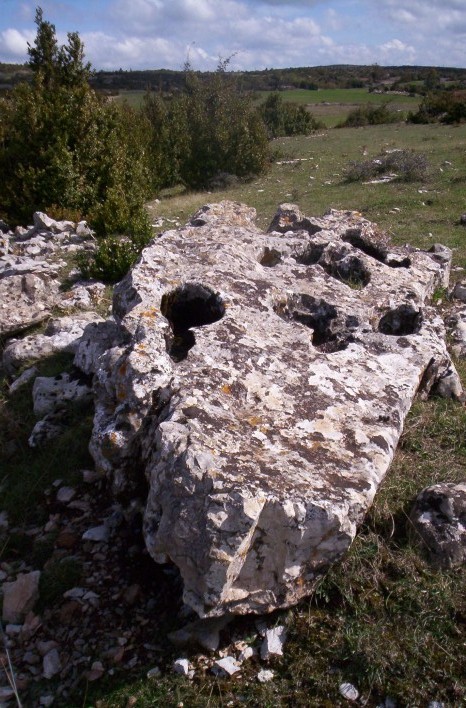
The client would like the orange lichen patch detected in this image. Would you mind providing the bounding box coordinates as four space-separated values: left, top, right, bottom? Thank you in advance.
246 416 262 427
118 363 127 377
221 384 232 395
141 308 158 319
116 387 126 402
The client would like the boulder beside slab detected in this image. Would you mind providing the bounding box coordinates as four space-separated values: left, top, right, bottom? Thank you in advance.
88 201 459 617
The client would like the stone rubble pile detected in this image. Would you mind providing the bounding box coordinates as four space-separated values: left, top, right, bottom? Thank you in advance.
0 212 99 338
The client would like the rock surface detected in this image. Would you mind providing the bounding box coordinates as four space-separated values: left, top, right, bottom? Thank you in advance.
0 212 97 337
88 200 460 617
2 571 41 623
3 312 103 374
410 482 466 568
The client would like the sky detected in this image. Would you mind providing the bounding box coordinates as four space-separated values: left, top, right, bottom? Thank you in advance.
1 0 466 72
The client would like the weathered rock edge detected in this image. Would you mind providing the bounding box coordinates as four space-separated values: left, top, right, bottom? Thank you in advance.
83 201 460 617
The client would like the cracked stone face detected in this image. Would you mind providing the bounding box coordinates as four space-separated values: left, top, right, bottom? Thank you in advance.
86 201 459 617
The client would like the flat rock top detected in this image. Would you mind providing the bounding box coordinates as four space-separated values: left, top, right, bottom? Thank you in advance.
113 202 445 505
94 201 454 616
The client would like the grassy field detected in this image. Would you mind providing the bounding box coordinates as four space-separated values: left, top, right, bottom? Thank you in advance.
1 120 466 706
115 87 420 127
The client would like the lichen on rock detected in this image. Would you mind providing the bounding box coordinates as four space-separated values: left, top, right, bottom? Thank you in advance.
86 201 460 617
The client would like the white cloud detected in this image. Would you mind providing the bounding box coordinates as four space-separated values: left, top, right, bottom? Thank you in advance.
0 28 34 60
1 0 466 70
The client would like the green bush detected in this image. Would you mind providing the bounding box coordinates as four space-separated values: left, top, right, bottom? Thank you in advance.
77 231 152 284
259 92 323 138
337 102 400 128
408 91 466 124
143 63 270 190
0 8 152 235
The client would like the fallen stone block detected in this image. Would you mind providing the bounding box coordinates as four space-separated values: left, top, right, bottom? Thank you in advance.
88 201 460 617
410 482 466 569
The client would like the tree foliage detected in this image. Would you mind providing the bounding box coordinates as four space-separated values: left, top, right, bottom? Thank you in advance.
259 92 323 138
0 7 151 238
337 102 399 128
142 62 270 190
408 91 466 124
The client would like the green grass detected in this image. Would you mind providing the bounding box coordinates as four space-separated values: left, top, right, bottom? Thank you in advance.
149 122 466 260
257 88 420 106
255 89 420 127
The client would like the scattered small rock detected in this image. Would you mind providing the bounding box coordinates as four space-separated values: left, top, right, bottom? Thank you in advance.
56 486 76 503
173 658 193 678
2 570 41 623
43 648 61 679
257 668 274 683
82 525 109 543
260 625 287 660
339 682 359 702
212 656 241 677
146 666 161 679
238 646 254 662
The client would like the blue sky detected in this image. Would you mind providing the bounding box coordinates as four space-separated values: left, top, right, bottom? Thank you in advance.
1 0 465 71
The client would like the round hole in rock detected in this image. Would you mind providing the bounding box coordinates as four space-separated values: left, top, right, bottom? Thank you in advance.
378 305 422 336
342 230 387 263
161 283 225 361
274 294 352 353
327 255 371 288
260 247 282 267
294 243 326 266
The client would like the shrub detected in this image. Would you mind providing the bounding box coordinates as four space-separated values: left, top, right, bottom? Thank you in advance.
143 62 269 190
408 91 466 124
345 150 428 183
259 92 324 138
338 102 399 128
0 8 152 234
77 231 152 284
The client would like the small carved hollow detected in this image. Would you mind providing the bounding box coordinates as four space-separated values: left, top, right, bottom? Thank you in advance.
260 247 282 267
275 294 354 353
378 305 422 336
343 229 411 269
325 255 371 289
294 243 326 266
161 283 225 361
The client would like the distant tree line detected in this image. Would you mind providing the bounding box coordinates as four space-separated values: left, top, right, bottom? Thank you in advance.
3 60 466 96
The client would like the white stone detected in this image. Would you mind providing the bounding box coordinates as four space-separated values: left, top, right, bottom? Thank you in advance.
173 658 192 678
56 486 76 503
8 366 39 394
43 648 61 679
339 682 359 701
260 626 287 660
238 646 254 662
212 657 241 677
257 669 274 683
82 525 109 543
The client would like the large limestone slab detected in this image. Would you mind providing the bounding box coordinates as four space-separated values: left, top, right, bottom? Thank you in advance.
89 201 459 617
